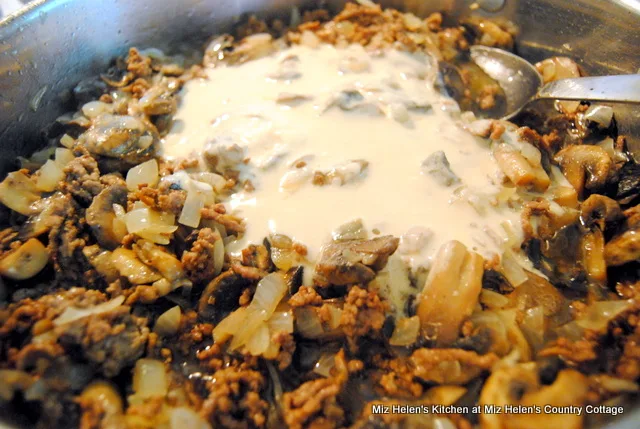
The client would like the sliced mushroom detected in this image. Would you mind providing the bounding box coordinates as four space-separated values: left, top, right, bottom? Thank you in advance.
313 236 399 286
82 245 120 282
0 171 41 216
493 143 550 192
86 184 128 249
78 114 157 169
417 240 484 346
554 145 612 197
410 348 498 385
480 365 588 429
133 240 192 291
198 271 249 323
579 194 623 231
0 239 49 280
508 272 567 318
111 248 162 284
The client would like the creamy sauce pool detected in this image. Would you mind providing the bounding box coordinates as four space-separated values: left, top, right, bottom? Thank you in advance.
161 44 525 267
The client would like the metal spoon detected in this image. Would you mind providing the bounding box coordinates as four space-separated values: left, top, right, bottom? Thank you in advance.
442 45 640 121
441 46 640 161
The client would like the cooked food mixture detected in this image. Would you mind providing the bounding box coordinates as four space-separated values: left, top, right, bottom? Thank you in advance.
1 2 639 429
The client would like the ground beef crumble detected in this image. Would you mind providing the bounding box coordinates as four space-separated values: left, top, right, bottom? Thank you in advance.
181 227 221 284
282 350 348 429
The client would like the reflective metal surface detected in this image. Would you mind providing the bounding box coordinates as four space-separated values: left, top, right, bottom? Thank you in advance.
0 0 640 427
470 45 543 119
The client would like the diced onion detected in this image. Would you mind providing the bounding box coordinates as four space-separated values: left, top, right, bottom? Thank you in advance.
294 307 324 338
520 306 544 352
268 308 294 333
500 250 528 287
36 159 65 192
246 323 270 356
389 316 420 346
480 289 510 309
170 408 212 429
53 296 125 326
125 207 152 233
126 159 159 191
82 101 110 119
154 306 181 337
213 239 225 276
59 134 75 148
313 353 336 377
124 205 177 244
212 306 248 343
178 189 205 228
132 359 167 398
575 299 634 331
54 148 75 168
252 273 288 315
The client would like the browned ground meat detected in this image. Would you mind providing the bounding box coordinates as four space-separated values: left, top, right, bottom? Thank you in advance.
199 363 269 428
340 286 388 349
62 147 104 204
182 228 220 284
283 350 348 429
201 205 245 234
288 286 323 307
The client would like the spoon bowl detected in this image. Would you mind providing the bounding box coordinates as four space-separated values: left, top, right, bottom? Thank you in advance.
468 46 543 120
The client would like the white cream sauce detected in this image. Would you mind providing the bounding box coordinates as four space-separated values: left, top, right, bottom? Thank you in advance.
161 44 531 267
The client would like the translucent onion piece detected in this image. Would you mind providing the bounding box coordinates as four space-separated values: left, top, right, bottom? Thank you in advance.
575 299 634 331
268 308 294 334
213 238 225 276
154 306 181 337
59 134 75 148
245 323 270 356
294 307 324 338
212 307 248 343
480 289 510 309
132 359 167 398
500 250 528 287
178 189 205 228
313 353 336 377
251 273 288 315
170 408 212 429
521 306 545 352
125 208 152 233
126 159 159 191
229 308 267 351
54 148 75 168
389 316 420 346
36 159 65 192
53 296 125 326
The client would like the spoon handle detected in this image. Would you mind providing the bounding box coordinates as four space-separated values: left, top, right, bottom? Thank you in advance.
536 75 640 104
